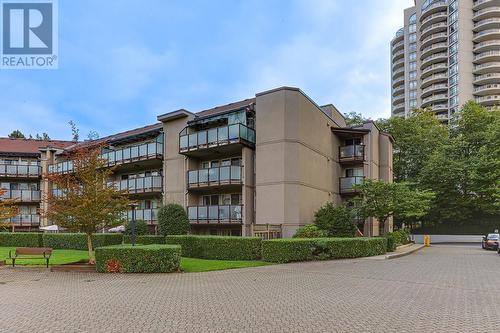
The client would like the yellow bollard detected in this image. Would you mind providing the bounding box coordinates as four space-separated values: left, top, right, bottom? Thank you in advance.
424 235 431 247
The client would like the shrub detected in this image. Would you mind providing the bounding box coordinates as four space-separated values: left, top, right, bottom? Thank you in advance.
166 235 262 260
42 233 123 250
384 233 396 252
124 219 148 236
123 235 165 245
293 225 327 238
158 203 190 236
261 239 316 263
313 203 357 237
392 229 411 245
0 232 43 247
95 244 181 273
262 237 387 263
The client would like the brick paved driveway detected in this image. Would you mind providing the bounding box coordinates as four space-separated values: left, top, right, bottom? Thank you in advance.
1 245 499 332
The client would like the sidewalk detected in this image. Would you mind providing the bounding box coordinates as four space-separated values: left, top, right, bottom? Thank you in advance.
363 243 425 260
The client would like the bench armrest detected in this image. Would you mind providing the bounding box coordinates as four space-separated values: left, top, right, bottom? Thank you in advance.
8 250 16 259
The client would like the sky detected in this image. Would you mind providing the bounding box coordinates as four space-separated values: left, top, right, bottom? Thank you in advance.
0 0 413 141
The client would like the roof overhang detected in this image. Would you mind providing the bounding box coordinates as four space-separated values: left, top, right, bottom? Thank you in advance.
157 109 195 122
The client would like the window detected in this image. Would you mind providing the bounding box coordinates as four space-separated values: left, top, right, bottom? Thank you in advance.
409 80 417 89
449 53 457 65
409 33 416 43
409 71 417 80
449 11 458 24
409 91 417 99
449 74 458 86
409 43 417 52
409 52 416 61
450 63 458 76
450 85 458 97
450 95 459 106
449 32 458 44
409 24 416 33
409 99 417 108
449 42 458 54
409 62 416 71
346 168 363 177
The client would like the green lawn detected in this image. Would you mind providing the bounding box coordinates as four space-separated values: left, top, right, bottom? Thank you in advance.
0 247 271 272
0 247 88 266
180 257 271 272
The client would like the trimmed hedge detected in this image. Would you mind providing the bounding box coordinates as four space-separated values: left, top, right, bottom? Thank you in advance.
166 235 262 260
95 244 181 273
42 233 123 250
384 233 396 252
0 232 43 247
123 235 165 245
262 237 387 263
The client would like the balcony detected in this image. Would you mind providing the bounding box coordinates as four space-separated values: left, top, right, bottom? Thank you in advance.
49 140 163 174
420 32 448 50
421 12 447 29
473 6 500 21
474 0 500 10
392 93 404 105
393 103 405 113
0 164 41 178
421 42 447 58
474 40 500 52
422 94 448 107
421 63 447 78
8 214 40 226
179 123 255 156
420 22 447 39
421 1 447 20
474 61 500 74
126 208 158 224
339 145 365 164
431 104 448 112
474 51 500 64
474 72 500 84
187 166 242 189
188 205 243 224
473 17 500 31
392 49 405 62
112 176 163 194
392 85 404 96
421 52 447 69
392 76 405 88
392 67 405 80
421 83 448 98
391 40 404 52
421 73 448 88
392 58 404 71
476 94 500 105
473 28 500 42
339 176 364 195
0 189 41 202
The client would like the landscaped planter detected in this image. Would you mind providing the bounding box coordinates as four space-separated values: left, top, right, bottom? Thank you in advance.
95 244 181 273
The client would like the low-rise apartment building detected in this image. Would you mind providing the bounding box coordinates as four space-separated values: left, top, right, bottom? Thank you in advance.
1 87 394 237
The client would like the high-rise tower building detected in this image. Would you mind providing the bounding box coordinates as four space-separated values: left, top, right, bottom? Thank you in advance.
391 0 499 121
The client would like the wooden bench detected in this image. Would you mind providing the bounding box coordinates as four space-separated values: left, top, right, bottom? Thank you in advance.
9 248 53 268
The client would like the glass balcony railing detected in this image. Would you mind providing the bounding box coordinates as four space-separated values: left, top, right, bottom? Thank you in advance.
339 176 364 194
112 176 163 194
187 166 242 188
48 141 163 174
0 164 41 178
339 145 365 162
0 189 41 201
8 214 40 226
187 205 243 223
126 208 158 223
179 123 255 153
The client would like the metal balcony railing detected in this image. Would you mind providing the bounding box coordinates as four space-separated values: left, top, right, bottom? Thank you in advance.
179 123 255 153
0 164 41 178
112 176 163 194
8 214 40 225
339 145 365 162
187 166 242 188
187 205 243 223
0 189 41 202
126 208 158 223
339 176 364 194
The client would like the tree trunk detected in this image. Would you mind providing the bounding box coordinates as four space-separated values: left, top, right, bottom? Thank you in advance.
87 233 95 265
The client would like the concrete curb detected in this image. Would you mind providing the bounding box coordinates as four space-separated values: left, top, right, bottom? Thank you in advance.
385 244 425 259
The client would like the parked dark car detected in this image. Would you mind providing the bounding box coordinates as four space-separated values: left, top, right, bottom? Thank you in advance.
482 233 499 250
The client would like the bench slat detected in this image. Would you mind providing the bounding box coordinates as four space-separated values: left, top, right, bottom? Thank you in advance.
15 248 53 256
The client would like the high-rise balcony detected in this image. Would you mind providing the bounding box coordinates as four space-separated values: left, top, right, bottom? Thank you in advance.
339 176 364 195
421 83 448 98
8 214 40 226
393 103 405 113
474 40 500 53
49 140 163 174
474 61 500 74
112 176 163 194
474 0 500 11
392 93 405 105
474 83 500 95
392 58 404 71
392 76 405 88
421 63 447 78
392 49 405 62
187 205 243 224
473 17 500 32
391 40 404 53
422 94 448 107
474 50 500 63
421 1 447 20
392 67 405 80
431 104 448 112
0 164 41 178
179 123 255 156
187 166 242 189
473 28 500 42
421 52 447 69
339 145 365 164
420 32 448 50
0 189 41 202
126 208 158 224
473 6 500 21
474 72 500 84
392 85 404 97
421 12 447 29
421 73 448 88
476 94 500 105
420 22 447 39
421 42 448 58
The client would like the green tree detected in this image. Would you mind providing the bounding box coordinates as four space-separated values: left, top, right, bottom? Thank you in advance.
293 224 327 238
157 203 190 236
8 130 25 139
344 111 368 126
124 219 148 235
313 203 357 237
69 120 79 141
354 180 434 234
